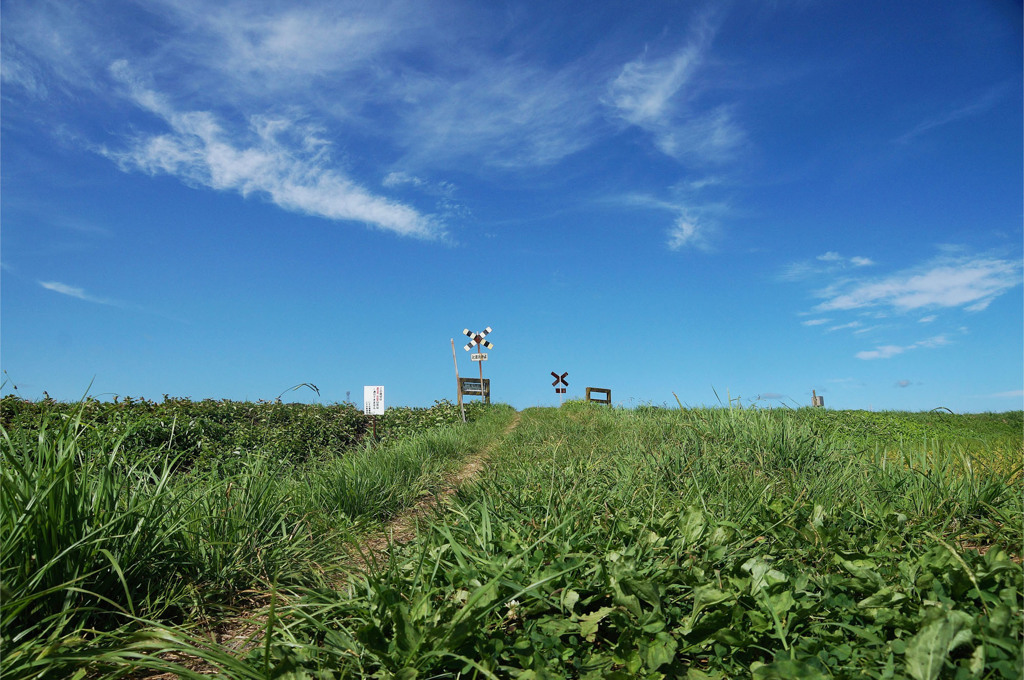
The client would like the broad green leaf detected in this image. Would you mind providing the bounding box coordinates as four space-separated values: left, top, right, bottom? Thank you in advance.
579 607 615 642
561 588 580 612
679 507 706 546
538 618 578 637
751 659 828 679
691 584 733 617
905 610 975 680
644 631 677 670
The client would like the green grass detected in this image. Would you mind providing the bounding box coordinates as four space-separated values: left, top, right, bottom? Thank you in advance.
2 402 1020 678
0 399 516 679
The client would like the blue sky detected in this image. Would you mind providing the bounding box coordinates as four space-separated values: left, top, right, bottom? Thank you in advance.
2 0 1022 412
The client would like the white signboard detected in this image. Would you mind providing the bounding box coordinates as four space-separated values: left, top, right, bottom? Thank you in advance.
471 353 488 362
363 385 384 415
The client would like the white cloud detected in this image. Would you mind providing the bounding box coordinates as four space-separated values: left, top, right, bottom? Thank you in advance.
668 217 702 250
5 0 606 194
623 194 716 251
816 255 1022 313
609 47 700 127
856 345 906 360
396 58 600 169
827 321 861 332
810 251 871 267
895 380 912 388
856 334 949 360
781 251 875 281
383 171 425 189
39 281 116 305
896 83 1012 145
104 64 439 238
918 315 937 323
802 318 830 326
983 390 1024 399
606 13 743 164
915 335 950 349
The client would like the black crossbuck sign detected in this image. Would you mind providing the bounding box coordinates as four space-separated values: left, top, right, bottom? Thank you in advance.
551 371 568 394
463 327 494 352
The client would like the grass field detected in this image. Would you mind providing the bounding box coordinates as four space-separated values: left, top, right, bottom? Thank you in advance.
2 399 1020 679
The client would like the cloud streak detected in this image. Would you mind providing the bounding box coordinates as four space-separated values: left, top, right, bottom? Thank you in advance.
39 281 117 305
896 83 1013 145
781 251 874 281
856 335 949 360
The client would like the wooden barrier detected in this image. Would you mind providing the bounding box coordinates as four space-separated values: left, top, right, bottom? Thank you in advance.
585 387 611 405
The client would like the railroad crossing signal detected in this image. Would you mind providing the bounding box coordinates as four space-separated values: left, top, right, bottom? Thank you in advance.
463 326 494 400
463 327 493 352
552 371 568 394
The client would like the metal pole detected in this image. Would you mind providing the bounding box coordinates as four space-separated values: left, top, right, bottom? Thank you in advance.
478 340 484 403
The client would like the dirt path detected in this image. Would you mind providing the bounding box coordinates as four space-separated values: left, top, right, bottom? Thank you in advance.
351 409 521 568
138 412 522 677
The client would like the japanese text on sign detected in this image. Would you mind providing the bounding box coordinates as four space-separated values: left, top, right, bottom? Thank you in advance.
363 386 384 415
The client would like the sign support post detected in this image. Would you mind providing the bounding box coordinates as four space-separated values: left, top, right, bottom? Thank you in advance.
363 385 384 442
551 371 568 404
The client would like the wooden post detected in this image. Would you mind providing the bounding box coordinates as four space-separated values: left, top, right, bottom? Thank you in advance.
452 339 466 423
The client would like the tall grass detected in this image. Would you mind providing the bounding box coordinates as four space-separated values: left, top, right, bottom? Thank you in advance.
163 403 1021 678
1 400 516 679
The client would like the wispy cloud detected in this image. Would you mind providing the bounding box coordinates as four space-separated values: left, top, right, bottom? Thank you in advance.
103 62 439 238
606 12 743 164
856 334 949 360
383 171 427 189
621 194 720 251
150 3 602 170
896 83 1013 145
395 59 601 169
781 251 874 281
39 281 117 305
815 255 1022 313
802 318 830 326
979 390 1024 399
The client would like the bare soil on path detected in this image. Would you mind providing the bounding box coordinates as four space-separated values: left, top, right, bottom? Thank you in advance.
351 409 521 569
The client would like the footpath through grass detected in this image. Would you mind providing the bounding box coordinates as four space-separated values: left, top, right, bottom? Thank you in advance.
1 399 517 680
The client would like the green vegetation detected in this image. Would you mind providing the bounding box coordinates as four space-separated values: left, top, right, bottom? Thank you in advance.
0 394 482 469
1 400 1020 678
0 396 509 679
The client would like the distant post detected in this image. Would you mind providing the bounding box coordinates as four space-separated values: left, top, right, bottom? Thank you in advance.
451 339 466 422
